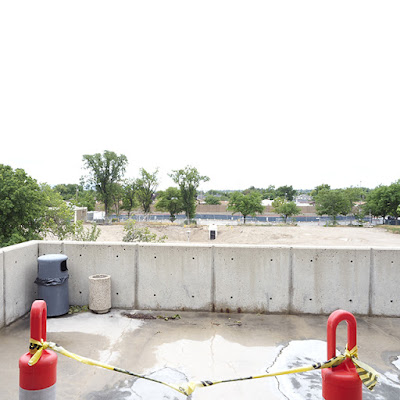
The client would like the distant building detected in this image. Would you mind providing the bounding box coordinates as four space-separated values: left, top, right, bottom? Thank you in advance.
294 194 314 206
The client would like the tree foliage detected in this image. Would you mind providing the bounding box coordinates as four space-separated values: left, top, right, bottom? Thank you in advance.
0 165 46 247
275 185 297 201
272 197 301 223
82 150 128 221
205 195 221 205
72 220 101 241
121 179 138 218
314 188 351 224
122 220 167 242
169 166 209 221
155 187 183 222
135 168 159 215
53 183 96 211
365 181 400 222
40 184 75 240
311 184 331 200
227 191 264 223
53 183 80 201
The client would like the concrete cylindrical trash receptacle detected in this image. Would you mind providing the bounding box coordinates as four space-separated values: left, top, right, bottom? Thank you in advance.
35 254 69 317
89 274 111 314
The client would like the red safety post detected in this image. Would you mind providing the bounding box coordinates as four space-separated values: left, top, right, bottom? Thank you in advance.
321 309 362 399
19 300 57 399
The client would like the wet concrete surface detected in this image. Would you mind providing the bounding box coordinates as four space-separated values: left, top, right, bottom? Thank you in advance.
2 310 400 399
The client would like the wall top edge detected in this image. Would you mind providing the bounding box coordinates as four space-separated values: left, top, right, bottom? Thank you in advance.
36 240 400 251
1 240 40 253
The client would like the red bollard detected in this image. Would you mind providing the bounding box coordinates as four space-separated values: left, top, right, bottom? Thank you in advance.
19 300 57 399
321 309 362 399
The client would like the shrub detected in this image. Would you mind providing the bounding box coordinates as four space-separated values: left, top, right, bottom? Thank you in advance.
123 220 167 243
73 221 101 241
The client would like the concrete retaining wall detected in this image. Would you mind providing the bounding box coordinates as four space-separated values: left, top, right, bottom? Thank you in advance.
1 241 400 328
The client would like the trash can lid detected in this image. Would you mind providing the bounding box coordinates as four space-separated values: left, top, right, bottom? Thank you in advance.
38 254 68 263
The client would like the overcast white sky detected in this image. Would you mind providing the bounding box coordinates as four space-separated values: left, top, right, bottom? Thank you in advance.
1 1 399 192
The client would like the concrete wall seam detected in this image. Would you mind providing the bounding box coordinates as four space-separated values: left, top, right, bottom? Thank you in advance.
0 249 5 329
134 243 139 309
288 247 293 314
211 245 216 312
368 248 374 316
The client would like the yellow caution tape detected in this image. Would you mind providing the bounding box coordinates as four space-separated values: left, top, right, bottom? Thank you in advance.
28 338 379 396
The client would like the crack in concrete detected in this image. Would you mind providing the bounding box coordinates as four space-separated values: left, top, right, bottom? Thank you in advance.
265 343 290 400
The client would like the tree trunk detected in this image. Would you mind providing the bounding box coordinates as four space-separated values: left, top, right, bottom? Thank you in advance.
104 199 109 224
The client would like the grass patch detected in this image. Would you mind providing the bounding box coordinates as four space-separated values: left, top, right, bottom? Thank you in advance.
377 225 400 234
68 305 89 314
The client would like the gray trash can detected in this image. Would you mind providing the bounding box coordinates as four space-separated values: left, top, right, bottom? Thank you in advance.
35 254 69 317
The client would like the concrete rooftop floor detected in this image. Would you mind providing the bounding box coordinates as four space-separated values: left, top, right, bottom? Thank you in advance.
2 310 400 399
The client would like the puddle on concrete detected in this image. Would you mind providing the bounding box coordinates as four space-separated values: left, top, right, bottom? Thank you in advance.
272 340 400 400
47 310 143 364
44 313 400 399
85 337 400 400
85 367 189 400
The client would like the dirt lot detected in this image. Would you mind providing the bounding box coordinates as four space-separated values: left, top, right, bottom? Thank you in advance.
94 222 400 247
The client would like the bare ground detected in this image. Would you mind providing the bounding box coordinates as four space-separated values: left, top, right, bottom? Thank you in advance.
93 222 400 247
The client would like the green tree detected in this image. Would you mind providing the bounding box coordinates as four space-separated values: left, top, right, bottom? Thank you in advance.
135 168 159 215
110 183 124 221
121 179 138 218
262 185 276 200
54 183 96 211
272 197 301 223
364 185 391 221
169 166 210 221
386 181 400 223
227 191 264 223
314 188 351 224
205 195 221 205
344 187 366 224
155 187 183 222
311 184 331 200
275 185 296 201
82 150 128 222
74 189 96 211
206 190 230 201
0 165 46 247
53 183 80 201
41 184 75 240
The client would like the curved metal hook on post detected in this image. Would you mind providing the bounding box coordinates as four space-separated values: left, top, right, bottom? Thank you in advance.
19 300 57 399
322 309 361 400
30 300 47 344
326 309 357 369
